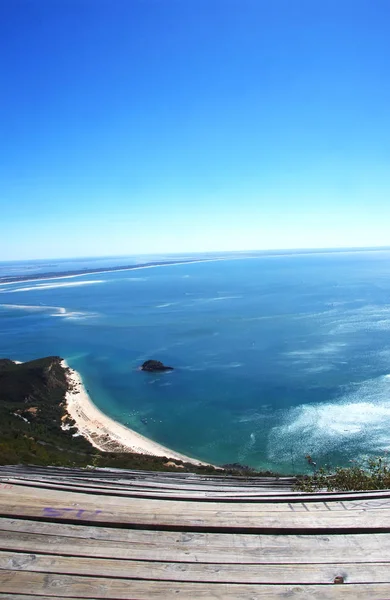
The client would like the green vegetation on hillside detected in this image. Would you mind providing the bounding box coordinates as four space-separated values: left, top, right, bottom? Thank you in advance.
0 357 257 475
295 457 390 492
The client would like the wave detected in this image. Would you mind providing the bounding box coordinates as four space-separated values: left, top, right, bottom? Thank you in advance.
238 408 273 424
238 431 257 463
156 302 178 308
286 342 347 358
0 280 105 293
328 304 390 334
195 295 243 303
0 303 97 320
284 342 349 375
267 374 390 463
1 303 59 313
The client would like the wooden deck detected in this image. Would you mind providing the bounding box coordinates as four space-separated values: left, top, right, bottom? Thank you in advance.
1 466 390 598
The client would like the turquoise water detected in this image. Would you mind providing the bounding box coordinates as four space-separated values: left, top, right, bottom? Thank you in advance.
2 250 390 473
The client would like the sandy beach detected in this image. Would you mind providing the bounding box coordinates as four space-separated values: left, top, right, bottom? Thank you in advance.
62 360 210 467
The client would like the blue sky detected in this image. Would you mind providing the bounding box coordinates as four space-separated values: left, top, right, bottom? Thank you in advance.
1 0 389 260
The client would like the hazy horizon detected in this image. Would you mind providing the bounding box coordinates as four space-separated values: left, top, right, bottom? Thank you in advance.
2 244 390 267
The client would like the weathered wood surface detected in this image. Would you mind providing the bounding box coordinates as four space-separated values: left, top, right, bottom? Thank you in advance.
2 517 390 561
0 464 290 477
1 550 390 583
4 477 390 503
0 466 296 487
2 467 390 598
4 480 390 511
1 476 299 495
1 527 390 564
2 486 390 531
0 478 303 499
0 471 296 491
0 596 68 600
1 571 390 599
3 467 390 499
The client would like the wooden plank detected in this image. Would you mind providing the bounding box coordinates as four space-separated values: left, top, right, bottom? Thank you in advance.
1 550 390 583
11 481 390 504
8 476 296 491
0 484 304 510
1 467 296 483
1 473 295 489
0 570 390 599
7 472 390 497
0 501 389 531
1 479 300 499
5 482 390 513
0 596 68 600
0 469 297 487
0 475 296 492
1 527 390 565
2 493 390 530
0 474 289 488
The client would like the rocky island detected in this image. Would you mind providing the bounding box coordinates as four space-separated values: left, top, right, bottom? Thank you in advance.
140 360 174 372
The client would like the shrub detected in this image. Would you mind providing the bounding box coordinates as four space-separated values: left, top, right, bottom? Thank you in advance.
295 456 390 492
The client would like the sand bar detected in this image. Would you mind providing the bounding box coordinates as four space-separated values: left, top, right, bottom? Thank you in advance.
62 360 211 467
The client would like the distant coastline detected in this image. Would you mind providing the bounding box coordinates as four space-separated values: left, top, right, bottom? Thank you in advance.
2 246 389 286
0 258 221 285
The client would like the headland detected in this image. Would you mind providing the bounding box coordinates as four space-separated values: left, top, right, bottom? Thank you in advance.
63 360 210 466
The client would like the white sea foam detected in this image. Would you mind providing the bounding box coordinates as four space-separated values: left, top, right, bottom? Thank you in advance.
1 280 105 293
0 303 96 320
195 295 243 303
327 304 390 334
0 273 86 286
304 364 335 374
238 431 257 463
211 361 243 370
238 410 273 423
52 310 98 320
267 374 390 462
286 342 347 358
156 302 177 308
284 342 347 375
1 303 57 313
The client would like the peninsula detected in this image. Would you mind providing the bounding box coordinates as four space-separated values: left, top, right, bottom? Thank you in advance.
0 356 215 471
0 257 220 285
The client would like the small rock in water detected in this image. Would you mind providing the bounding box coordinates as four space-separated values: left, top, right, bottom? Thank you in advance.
140 360 174 372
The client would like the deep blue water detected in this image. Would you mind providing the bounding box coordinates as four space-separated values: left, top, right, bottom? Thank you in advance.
2 250 390 473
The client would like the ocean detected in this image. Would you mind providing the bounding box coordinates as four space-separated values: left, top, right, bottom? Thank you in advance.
2 249 390 474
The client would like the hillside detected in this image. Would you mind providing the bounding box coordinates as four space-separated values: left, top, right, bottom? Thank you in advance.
0 357 224 474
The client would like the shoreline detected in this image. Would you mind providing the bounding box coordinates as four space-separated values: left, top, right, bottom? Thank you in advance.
0 257 225 287
62 360 212 467
2 247 390 288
